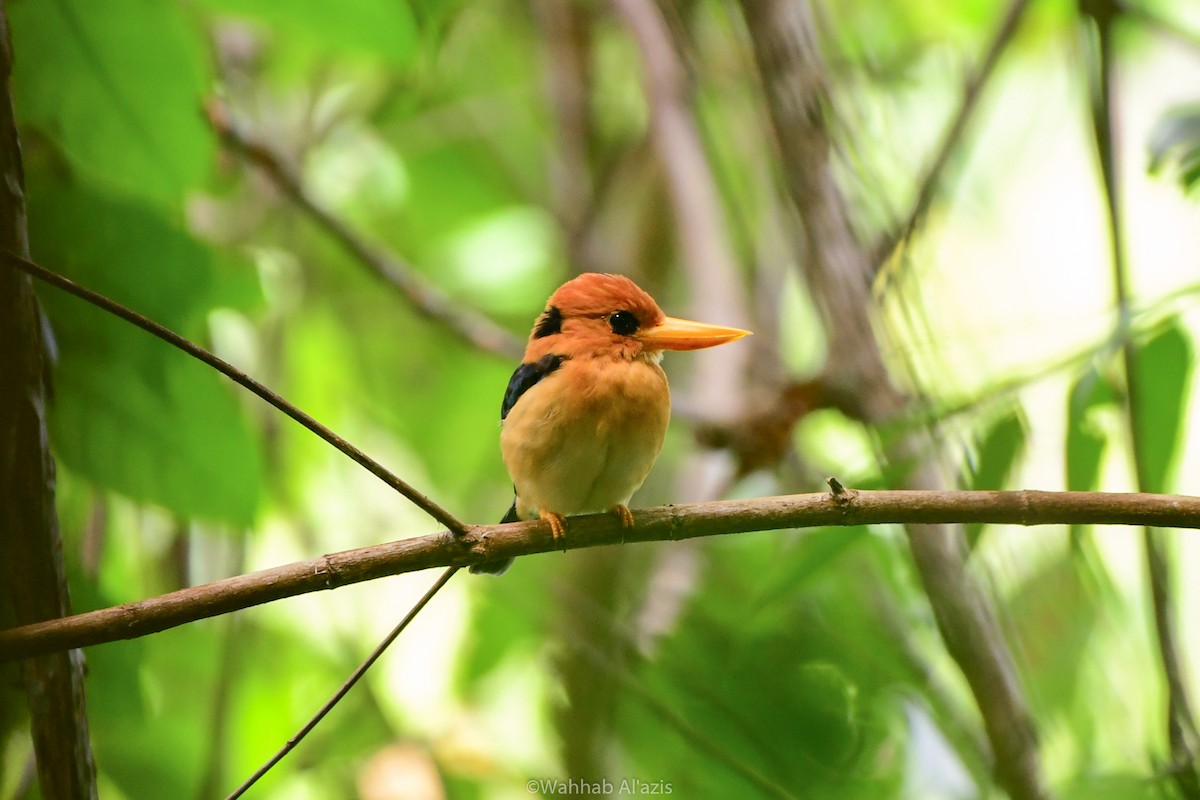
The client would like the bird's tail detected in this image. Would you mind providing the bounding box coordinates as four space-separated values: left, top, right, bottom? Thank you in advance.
469 501 519 575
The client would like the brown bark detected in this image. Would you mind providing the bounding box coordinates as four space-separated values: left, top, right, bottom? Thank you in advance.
0 2 97 796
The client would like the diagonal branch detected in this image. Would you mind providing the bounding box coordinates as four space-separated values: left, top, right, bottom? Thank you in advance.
206 102 525 361
873 0 1034 277
4 487 1200 661
609 0 754 409
739 1 1050 796
2 251 467 536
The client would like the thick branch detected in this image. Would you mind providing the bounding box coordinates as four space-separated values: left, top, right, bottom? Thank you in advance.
206 102 525 361
3 488 1200 662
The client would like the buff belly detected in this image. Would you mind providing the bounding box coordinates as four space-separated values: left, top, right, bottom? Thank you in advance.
500 358 670 520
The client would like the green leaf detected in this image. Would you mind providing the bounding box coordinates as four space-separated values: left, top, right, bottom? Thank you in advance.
197 0 419 68
89 628 211 798
11 0 213 207
28 182 214 332
756 526 870 609
1130 322 1193 494
51 350 264 527
458 555 556 690
787 662 859 766
616 541 907 799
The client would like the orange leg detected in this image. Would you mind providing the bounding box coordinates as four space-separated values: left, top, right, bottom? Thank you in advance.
613 504 635 529
540 510 568 549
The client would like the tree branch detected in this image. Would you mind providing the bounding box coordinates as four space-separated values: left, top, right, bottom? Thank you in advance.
205 102 525 361
2 488 1199 661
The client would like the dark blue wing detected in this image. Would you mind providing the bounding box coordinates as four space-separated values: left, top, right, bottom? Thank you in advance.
501 354 565 420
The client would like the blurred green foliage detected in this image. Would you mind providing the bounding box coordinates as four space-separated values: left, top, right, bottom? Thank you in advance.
5 0 1200 798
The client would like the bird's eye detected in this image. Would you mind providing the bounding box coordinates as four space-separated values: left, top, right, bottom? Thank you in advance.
608 310 639 335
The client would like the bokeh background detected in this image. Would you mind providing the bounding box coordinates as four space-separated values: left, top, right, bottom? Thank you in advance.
3 0 1200 797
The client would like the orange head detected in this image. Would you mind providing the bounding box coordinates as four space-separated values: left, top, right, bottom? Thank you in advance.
523 273 750 362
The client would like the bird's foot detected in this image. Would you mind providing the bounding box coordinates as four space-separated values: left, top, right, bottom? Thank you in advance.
613 504 635 530
540 510 568 551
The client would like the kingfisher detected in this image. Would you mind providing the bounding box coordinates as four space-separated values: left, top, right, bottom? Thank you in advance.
472 273 750 574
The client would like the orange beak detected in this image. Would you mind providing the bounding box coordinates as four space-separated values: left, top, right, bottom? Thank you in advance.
638 316 751 351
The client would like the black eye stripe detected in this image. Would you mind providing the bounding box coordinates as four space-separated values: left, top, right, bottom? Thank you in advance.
532 306 563 338
608 310 639 335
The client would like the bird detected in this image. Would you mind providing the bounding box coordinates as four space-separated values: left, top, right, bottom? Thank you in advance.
472 273 750 574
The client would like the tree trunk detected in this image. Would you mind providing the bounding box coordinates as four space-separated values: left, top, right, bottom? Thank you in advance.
0 2 98 796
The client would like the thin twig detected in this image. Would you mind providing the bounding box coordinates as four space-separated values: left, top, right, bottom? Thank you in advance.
873 0 1034 280
1083 3 1200 794
2 251 467 536
206 102 525 361
224 566 459 799
4 488 1200 661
